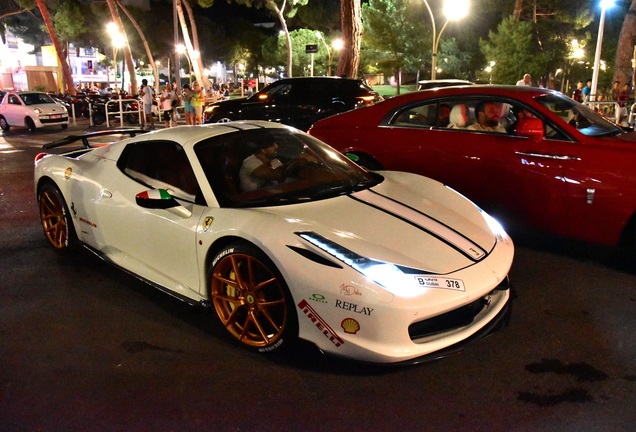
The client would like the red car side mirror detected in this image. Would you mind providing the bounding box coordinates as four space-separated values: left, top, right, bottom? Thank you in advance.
515 117 544 141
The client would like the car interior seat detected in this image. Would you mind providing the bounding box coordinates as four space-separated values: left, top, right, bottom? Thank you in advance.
449 104 469 128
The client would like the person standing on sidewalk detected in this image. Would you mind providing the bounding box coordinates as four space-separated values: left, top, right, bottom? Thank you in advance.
140 79 156 130
191 81 205 125
160 84 178 128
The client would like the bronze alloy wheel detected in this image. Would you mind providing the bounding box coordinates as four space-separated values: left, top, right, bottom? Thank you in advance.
210 246 291 349
39 185 74 250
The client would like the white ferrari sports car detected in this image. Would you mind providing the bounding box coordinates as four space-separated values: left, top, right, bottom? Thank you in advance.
35 122 514 364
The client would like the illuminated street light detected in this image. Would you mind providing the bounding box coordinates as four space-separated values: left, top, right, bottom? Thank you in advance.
423 0 469 80
176 44 194 85
590 0 615 102
106 22 125 90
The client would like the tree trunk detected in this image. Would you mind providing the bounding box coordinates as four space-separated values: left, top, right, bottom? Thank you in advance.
115 0 159 89
513 0 523 19
336 0 362 78
613 0 636 90
175 0 203 86
105 0 137 94
34 0 76 95
182 0 212 89
266 0 293 77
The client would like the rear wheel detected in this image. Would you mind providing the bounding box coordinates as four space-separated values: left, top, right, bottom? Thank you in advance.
0 116 9 131
25 117 36 132
38 183 78 252
209 243 297 353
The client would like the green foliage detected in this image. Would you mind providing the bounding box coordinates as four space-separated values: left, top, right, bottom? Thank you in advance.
480 17 548 84
360 0 428 76
53 0 86 42
262 28 330 76
295 0 340 33
435 38 472 80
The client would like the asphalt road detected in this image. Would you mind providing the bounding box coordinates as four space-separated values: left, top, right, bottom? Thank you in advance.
1 120 636 432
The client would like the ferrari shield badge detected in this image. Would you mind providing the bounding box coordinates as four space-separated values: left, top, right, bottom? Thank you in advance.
202 216 214 232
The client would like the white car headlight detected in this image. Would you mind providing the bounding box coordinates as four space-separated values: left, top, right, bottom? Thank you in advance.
297 231 420 297
33 108 42 114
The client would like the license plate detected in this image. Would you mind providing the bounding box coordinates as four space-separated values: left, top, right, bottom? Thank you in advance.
50 114 62 119
414 276 466 292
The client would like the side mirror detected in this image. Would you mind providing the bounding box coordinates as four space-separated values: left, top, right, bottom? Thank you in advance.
135 189 191 218
515 117 544 141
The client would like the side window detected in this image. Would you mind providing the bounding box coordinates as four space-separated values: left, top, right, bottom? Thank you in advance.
267 83 292 101
393 103 437 127
118 141 201 203
9 95 21 105
393 102 466 128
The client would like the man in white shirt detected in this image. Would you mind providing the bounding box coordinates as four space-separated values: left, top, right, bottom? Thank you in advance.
516 74 532 86
467 101 507 133
140 79 156 129
239 142 286 192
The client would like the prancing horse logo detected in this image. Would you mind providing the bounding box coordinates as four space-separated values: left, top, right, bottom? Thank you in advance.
202 216 214 232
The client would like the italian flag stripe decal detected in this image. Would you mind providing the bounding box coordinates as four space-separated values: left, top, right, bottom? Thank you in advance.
138 189 171 200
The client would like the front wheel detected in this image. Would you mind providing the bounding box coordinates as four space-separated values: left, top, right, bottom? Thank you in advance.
0 116 9 131
209 113 236 123
92 113 106 125
25 117 36 132
208 243 297 353
38 183 78 252
61 124 68 130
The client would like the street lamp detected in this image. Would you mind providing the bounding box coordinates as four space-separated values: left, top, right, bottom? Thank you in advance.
590 0 615 102
422 0 469 80
176 44 194 85
106 22 125 91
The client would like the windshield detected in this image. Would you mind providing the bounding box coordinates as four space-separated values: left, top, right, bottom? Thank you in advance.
20 93 56 106
534 94 624 137
195 128 381 207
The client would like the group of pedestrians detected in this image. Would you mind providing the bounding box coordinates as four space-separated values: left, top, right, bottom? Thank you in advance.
138 78 208 130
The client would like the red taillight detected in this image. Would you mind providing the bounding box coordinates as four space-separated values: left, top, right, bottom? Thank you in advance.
34 153 48 163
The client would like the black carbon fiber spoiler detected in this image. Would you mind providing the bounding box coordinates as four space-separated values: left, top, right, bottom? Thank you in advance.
43 128 148 149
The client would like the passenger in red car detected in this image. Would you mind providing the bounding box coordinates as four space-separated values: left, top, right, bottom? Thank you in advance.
468 101 506 133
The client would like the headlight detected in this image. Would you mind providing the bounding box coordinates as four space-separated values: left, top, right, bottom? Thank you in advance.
297 231 422 297
204 105 217 113
33 108 42 114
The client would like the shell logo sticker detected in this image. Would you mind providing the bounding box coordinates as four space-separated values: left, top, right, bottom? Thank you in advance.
341 318 360 334
202 216 214 232
64 167 72 179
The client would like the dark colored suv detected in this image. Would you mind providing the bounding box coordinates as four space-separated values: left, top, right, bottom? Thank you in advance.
203 77 382 131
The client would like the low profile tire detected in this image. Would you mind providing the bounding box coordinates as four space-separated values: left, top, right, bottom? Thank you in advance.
26 117 36 133
0 116 9 132
38 183 78 252
209 243 298 353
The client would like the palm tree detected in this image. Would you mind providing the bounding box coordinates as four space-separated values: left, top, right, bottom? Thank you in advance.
34 0 76 95
105 0 138 94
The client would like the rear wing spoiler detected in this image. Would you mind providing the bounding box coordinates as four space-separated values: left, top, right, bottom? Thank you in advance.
43 128 148 149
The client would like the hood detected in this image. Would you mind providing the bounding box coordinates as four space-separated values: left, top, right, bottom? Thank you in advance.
265 172 498 275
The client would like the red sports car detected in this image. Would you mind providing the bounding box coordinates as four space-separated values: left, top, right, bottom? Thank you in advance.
309 85 636 246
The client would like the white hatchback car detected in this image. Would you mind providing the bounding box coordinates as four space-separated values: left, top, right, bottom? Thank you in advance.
0 91 69 132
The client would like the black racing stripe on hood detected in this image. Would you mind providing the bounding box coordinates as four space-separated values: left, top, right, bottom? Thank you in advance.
348 189 488 262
